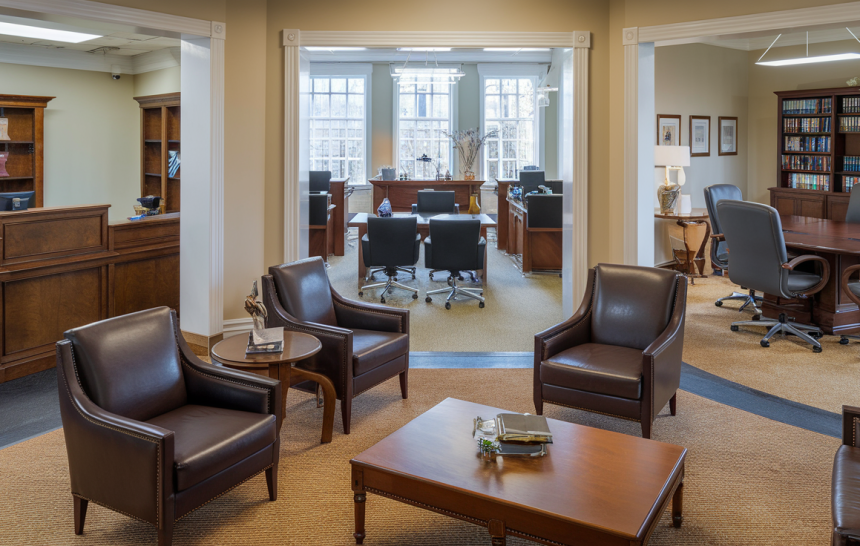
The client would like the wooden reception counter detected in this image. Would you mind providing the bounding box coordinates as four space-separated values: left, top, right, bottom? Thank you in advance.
369 178 484 213
0 205 179 383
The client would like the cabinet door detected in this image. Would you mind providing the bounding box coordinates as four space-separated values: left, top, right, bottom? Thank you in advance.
772 196 797 216
829 200 849 221
798 198 825 219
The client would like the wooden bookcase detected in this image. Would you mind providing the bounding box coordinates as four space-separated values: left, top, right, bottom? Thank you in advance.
769 87 860 220
134 92 180 212
0 95 53 207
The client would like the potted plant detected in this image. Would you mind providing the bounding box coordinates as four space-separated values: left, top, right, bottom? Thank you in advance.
447 128 499 181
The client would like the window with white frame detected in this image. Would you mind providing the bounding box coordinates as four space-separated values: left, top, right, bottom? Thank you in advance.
478 65 545 180
309 67 371 184
394 67 456 180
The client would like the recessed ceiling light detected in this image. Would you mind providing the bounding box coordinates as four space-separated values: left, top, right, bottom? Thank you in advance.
397 47 452 52
304 46 367 51
756 52 860 66
483 48 550 52
0 22 101 43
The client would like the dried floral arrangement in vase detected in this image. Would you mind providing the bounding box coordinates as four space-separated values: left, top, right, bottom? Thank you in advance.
447 128 498 181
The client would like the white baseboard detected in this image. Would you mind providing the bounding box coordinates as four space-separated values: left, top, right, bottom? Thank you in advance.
222 317 254 338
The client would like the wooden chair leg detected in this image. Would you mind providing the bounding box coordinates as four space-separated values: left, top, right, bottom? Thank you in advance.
266 464 278 501
157 516 174 546
399 370 408 399
641 419 652 439
534 396 543 415
73 495 88 535
669 393 677 416
342 398 352 435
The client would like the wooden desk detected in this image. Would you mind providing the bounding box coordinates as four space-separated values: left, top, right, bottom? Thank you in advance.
654 208 710 280
762 215 860 334
0 206 180 383
507 197 562 273
348 212 497 284
369 179 483 213
330 178 352 256
309 194 335 263
494 178 564 255
351 398 686 546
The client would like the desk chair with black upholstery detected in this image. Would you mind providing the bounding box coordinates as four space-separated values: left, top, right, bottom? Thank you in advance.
526 193 562 228
845 186 860 223
534 264 687 438
310 170 332 193
411 190 460 215
718 200 830 352
359 216 421 303
838 262 860 346
704 184 762 313
424 218 486 309
56 307 282 546
262 257 409 434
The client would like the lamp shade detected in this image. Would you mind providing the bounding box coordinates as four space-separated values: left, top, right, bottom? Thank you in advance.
654 146 691 167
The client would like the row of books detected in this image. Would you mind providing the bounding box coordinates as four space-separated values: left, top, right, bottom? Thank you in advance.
844 156 860 172
844 97 860 113
845 176 859 193
783 117 831 133
781 155 830 172
783 98 831 115
788 173 830 191
840 117 860 132
784 136 830 152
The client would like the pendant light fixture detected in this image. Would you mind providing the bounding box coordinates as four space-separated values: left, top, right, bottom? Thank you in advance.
756 28 860 66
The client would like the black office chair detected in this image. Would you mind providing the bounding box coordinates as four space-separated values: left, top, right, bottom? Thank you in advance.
519 170 546 194
359 216 421 303
704 184 762 313
718 200 829 352
845 187 860 223
525 194 562 228
310 170 332 193
411 190 459 214
424 219 486 309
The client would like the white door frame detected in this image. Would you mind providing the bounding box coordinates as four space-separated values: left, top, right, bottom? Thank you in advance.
622 1 860 265
0 0 226 338
283 30 592 311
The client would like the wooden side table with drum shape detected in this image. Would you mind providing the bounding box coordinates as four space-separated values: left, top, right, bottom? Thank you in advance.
655 208 710 282
210 330 338 443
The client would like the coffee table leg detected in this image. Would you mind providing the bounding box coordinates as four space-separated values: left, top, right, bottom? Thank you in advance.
488 519 506 546
354 492 366 544
672 478 684 528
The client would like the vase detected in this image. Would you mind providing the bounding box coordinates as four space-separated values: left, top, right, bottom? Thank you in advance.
467 193 481 215
657 183 681 214
377 197 393 217
0 152 8 177
464 170 475 181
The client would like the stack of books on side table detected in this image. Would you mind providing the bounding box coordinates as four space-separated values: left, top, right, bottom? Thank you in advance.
474 413 553 457
245 327 284 355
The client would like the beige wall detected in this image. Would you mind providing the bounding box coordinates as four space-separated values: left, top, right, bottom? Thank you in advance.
133 66 181 97
0 62 139 220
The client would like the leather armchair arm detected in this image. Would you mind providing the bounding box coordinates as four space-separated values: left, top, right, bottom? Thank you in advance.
331 287 409 334
781 254 830 295
642 276 687 422
56 340 175 527
843 405 860 447
534 269 595 364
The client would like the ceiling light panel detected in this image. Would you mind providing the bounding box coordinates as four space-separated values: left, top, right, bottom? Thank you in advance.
756 52 860 66
0 22 101 43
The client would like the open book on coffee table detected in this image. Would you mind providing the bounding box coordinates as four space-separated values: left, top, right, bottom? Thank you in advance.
496 413 553 444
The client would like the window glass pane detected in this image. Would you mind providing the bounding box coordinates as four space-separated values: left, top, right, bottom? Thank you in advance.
487 139 499 160
348 94 364 117
486 95 500 119
502 78 517 94
309 76 367 184
314 78 329 93
486 78 500 94
397 74 453 179
331 94 346 118
331 78 347 93
348 78 364 93
519 90 534 118
400 93 415 117
433 94 448 118
417 93 428 118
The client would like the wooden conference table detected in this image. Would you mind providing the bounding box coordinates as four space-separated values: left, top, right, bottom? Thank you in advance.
348 212 497 284
350 398 686 546
369 178 484 213
762 215 860 335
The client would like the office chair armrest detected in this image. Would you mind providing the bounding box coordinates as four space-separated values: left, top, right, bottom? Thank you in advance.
331 288 409 334
710 233 725 242
411 204 418 214
844 405 860 447
781 255 830 295
842 264 860 308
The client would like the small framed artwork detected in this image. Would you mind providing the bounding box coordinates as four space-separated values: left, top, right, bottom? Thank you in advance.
719 116 738 156
689 116 710 156
657 114 681 146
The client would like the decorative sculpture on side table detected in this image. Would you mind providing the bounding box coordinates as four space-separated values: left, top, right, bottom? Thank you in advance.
244 280 283 353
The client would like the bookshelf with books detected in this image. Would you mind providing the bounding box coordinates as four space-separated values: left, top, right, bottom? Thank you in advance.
0 95 53 207
134 92 180 213
770 87 860 220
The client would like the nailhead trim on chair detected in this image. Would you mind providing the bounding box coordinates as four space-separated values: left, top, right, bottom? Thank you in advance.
72 493 151 525
174 463 274 521
543 398 640 423
178 355 272 415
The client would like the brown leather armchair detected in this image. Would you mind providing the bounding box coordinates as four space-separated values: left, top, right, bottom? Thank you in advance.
56 307 282 546
262 256 409 434
833 405 860 545
534 264 687 438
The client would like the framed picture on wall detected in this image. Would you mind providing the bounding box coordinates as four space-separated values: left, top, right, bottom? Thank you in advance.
657 114 681 146
689 116 710 156
719 116 738 156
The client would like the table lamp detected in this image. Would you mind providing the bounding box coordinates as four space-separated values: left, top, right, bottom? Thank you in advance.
654 146 690 214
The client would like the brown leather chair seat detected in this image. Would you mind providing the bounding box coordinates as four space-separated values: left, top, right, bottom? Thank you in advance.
833 445 860 539
541 343 643 400
147 405 277 491
351 329 409 376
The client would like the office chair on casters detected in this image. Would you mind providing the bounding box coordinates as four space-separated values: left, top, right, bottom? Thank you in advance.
704 184 762 314
360 216 421 303
424 218 486 309
718 200 830 352
838 264 860 346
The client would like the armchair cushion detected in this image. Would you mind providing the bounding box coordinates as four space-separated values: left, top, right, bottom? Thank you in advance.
832 445 860 536
269 258 337 326
541 343 643 400
352 329 409 376
147 405 276 491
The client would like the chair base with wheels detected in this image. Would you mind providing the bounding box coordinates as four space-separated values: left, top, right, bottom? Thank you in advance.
731 312 822 352
715 288 762 314
360 266 419 303
425 273 484 309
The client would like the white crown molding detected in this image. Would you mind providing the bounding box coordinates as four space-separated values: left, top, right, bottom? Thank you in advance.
0 41 179 74
0 0 212 38
638 1 860 44
305 50 553 64
310 62 373 75
300 31 576 48
476 63 548 77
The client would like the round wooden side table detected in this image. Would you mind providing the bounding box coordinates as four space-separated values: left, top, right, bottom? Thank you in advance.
654 208 710 282
210 331 337 443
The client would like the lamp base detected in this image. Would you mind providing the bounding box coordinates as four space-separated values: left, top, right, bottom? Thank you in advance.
658 183 681 214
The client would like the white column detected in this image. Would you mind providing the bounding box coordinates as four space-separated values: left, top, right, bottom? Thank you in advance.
283 29 309 262
571 31 590 311
179 21 225 338
623 27 639 265
636 42 656 267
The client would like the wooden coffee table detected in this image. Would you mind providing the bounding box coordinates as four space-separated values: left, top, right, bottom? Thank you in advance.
350 398 686 545
210 331 337 443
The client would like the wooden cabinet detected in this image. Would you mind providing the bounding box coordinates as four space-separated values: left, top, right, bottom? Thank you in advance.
769 187 851 220
134 93 180 212
507 198 561 273
0 95 53 207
